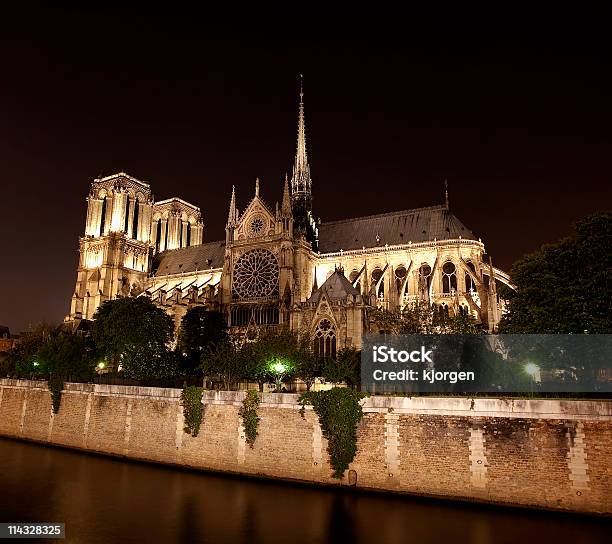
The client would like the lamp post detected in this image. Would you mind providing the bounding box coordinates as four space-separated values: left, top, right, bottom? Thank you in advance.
524 363 540 396
269 360 288 392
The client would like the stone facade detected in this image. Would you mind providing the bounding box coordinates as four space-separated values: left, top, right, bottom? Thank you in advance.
1 379 610 514
69 85 514 347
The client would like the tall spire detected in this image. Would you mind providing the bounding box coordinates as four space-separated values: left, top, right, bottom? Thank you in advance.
291 74 312 208
281 174 292 216
255 177 260 197
227 185 237 226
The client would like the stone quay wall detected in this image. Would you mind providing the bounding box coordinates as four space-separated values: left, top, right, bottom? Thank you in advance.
0 379 610 514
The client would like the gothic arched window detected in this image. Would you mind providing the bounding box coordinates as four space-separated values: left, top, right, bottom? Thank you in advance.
395 265 407 295
132 198 139 239
100 196 107 235
442 261 457 294
313 318 337 360
124 198 130 233
372 267 384 299
465 260 476 293
155 219 162 253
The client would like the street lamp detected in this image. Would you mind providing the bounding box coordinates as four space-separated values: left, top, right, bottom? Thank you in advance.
524 363 540 396
269 359 290 392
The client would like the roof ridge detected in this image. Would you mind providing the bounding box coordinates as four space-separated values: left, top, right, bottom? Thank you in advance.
320 204 447 226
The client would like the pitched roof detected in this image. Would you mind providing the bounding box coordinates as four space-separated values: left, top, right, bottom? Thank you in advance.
308 270 360 304
318 205 476 253
152 241 225 276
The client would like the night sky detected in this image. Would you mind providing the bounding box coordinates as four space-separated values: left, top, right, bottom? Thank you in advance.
1 16 611 333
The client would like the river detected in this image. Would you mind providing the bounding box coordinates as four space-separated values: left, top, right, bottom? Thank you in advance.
0 437 609 543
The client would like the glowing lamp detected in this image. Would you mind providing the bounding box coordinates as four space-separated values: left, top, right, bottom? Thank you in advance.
272 362 287 374
524 363 539 376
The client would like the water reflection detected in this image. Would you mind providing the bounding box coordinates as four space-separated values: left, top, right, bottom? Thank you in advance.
0 438 609 544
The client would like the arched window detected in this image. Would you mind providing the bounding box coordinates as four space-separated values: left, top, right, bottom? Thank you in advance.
465 261 476 293
186 223 191 247
132 198 139 239
313 318 337 360
442 261 457 294
372 268 384 299
395 265 407 295
124 198 130 233
99 197 107 235
155 220 162 253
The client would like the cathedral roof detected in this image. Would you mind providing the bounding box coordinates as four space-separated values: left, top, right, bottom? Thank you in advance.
152 241 225 276
317 205 476 253
308 269 360 304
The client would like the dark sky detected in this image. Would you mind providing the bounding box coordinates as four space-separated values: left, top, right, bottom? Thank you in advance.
1 16 611 333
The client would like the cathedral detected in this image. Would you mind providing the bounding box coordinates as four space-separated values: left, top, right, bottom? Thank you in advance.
69 84 514 356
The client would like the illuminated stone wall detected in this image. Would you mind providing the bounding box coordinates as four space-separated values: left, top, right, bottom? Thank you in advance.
1 379 610 514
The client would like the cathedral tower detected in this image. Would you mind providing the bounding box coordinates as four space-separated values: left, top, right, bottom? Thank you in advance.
70 173 154 320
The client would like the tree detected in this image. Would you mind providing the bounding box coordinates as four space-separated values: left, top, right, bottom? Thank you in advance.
8 323 56 376
370 305 481 335
178 308 228 375
292 333 322 392
200 337 248 390
35 330 95 381
322 347 361 388
499 212 612 334
91 297 176 379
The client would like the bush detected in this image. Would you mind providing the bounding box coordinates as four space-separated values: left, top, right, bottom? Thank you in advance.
299 388 368 478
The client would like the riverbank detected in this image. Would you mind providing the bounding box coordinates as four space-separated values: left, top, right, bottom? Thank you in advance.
0 379 610 515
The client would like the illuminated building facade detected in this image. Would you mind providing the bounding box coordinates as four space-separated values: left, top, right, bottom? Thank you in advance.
70 85 513 352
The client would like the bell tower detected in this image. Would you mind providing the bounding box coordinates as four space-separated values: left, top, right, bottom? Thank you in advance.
70 173 154 320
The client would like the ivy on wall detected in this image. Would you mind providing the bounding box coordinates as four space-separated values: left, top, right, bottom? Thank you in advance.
181 386 204 437
299 388 368 478
239 390 261 448
48 375 64 414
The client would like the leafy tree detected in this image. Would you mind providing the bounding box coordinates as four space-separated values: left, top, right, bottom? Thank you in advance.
35 330 95 381
322 347 361 388
8 323 56 376
499 211 612 334
200 337 248 390
91 297 176 379
178 308 228 375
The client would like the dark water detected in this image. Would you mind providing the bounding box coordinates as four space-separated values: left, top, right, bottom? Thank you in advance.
0 438 610 544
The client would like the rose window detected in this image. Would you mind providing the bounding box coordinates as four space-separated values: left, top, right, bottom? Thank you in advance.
249 216 266 237
232 249 279 299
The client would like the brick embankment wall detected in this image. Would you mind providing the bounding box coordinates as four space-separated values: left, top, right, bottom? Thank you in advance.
0 379 610 514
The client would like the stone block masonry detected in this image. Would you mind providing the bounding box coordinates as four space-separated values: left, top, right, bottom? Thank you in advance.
0 379 610 515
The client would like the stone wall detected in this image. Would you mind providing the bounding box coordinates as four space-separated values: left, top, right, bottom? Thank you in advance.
0 379 610 514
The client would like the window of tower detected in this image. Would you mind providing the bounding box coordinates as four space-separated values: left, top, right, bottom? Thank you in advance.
132 198 139 239
155 219 162 253
124 198 130 234
442 261 457 294
100 197 107 235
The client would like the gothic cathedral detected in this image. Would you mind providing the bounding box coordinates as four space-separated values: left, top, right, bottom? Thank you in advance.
70 83 513 355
